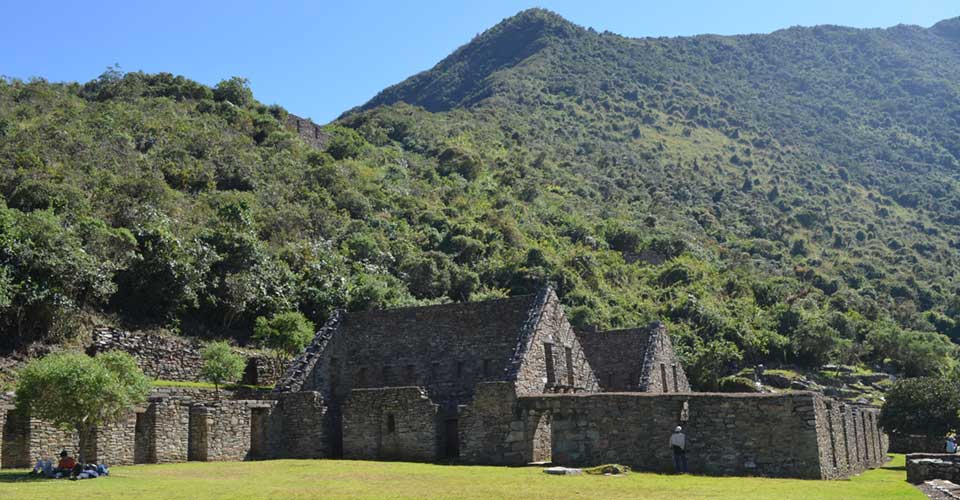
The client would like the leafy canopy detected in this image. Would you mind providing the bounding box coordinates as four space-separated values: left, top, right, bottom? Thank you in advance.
253 311 315 359
880 377 960 436
200 341 246 395
15 351 151 461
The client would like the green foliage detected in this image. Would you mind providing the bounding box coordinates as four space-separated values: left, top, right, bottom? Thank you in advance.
324 125 367 160
880 377 960 436
200 341 245 397
15 351 150 462
252 311 315 359
213 77 253 106
4 10 960 388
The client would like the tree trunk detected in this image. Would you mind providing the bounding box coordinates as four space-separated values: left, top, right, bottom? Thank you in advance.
77 424 91 465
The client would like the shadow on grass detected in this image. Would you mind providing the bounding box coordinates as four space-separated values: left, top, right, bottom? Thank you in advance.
881 465 906 471
0 471 50 483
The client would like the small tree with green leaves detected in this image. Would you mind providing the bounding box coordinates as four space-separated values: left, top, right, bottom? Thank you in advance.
200 341 245 400
15 351 151 463
880 377 960 437
253 311 315 370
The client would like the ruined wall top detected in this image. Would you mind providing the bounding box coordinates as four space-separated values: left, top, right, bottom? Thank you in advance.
88 327 281 385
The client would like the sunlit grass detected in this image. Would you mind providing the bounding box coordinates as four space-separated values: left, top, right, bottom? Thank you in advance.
0 454 920 499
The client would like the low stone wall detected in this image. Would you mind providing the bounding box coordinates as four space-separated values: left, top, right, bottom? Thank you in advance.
342 387 438 462
88 327 282 385
459 390 887 479
891 433 944 454
907 453 960 484
188 401 265 461
1 396 270 468
150 386 275 402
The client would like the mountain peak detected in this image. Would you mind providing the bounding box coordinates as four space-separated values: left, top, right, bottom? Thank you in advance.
931 16 960 40
356 9 584 113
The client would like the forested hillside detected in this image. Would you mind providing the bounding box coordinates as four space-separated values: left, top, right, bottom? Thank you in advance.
3 10 960 389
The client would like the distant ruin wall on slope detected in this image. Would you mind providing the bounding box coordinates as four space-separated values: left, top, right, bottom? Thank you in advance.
88 327 282 386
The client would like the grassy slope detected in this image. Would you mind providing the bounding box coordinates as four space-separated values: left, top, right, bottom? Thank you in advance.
0 455 920 500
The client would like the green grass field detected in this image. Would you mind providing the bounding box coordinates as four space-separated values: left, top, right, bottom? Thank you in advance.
0 454 921 499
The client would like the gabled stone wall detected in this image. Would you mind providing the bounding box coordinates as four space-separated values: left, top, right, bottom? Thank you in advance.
513 291 598 395
288 293 551 407
576 323 690 393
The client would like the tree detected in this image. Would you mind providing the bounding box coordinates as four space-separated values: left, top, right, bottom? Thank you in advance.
15 351 151 463
213 77 253 106
253 311 315 369
880 377 960 437
200 341 245 399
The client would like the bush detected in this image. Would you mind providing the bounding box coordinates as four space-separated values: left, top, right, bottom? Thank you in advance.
253 311 315 363
881 377 960 436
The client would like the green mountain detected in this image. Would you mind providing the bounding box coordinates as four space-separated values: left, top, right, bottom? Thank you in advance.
3 10 960 389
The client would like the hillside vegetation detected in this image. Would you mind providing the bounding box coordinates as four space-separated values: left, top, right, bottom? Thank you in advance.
3 10 960 388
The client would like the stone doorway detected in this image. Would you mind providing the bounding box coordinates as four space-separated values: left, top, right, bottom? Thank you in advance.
133 411 151 464
249 408 268 459
443 419 460 459
1 409 29 469
187 407 208 461
531 411 552 463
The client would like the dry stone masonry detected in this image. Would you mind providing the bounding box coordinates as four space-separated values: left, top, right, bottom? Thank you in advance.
88 327 282 386
1 288 888 479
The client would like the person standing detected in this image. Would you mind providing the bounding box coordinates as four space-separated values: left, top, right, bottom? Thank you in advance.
947 436 957 454
670 426 688 473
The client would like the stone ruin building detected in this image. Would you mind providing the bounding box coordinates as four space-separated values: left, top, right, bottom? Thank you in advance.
0 287 888 479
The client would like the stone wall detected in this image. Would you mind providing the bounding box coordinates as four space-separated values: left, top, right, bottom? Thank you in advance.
150 398 190 463
188 401 272 461
294 293 555 406
286 113 329 150
462 391 885 479
524 392 828 478
513 290 599 395
90 412 137 465
891 433 944 454
88 327 282 385
459 382 525 465
576 323 690 393
907 453 960 484
638 323 691 393
2 397 272 468
342 387 438 462
266 391 328 459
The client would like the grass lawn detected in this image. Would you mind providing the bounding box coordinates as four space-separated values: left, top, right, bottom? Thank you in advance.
0 454 922 499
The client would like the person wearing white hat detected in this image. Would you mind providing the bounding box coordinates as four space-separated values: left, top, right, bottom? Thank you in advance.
670 426 688 473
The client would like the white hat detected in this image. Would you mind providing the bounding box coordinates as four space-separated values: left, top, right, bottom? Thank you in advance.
675 426 682 432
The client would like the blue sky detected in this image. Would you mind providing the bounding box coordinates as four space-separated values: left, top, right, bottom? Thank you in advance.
3 1 958 123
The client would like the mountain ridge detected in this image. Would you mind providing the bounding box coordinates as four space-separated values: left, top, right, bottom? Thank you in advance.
4 10 960 391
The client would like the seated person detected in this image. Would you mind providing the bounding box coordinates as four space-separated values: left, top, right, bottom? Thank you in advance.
30 457 54 477
56 450 77 474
